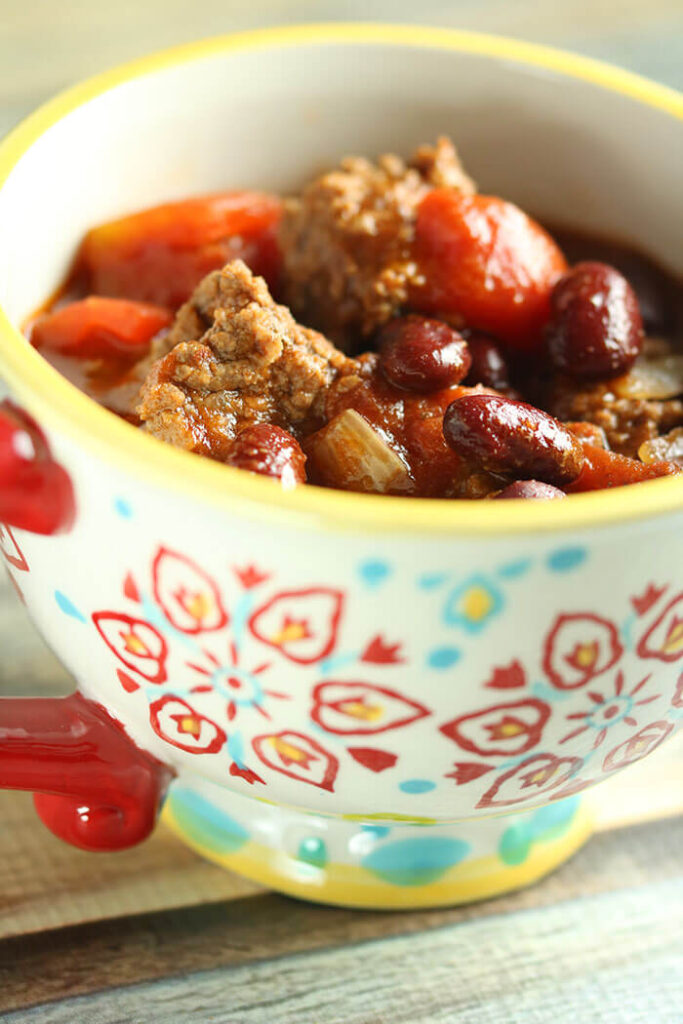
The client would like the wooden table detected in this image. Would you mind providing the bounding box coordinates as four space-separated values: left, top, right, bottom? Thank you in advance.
1 4 682 1021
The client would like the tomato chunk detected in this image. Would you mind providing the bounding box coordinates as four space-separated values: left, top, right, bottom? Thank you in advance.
414 191 567 351
32 297 172 358
77 192 283 308
567 442 681 492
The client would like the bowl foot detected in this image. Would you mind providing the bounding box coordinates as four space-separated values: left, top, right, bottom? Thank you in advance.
163 780 593 909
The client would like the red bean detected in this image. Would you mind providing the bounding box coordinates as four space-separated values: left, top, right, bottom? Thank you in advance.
443 394 584 486
229 424 306 487
494 480 566 500
378 315 471 393
463 331 511 390
546 262 643 379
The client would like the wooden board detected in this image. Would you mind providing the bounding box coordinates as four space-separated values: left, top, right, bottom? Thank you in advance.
1 818 682 1019
0 743 681 941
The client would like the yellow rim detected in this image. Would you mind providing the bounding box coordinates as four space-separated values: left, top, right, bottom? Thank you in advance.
1 24 682 536
163 798 594 909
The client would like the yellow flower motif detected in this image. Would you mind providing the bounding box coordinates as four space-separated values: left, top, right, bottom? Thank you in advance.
461 586 495 623
444 575 504 633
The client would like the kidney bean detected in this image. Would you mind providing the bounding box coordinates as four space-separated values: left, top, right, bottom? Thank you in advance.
547 262 643 379
463 332 511 390
378 314 471 393
229 424 306 488
443 394 584 486
493 480 566 500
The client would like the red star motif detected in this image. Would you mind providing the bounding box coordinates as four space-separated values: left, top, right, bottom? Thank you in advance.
631 583 667 617
234 565 270 589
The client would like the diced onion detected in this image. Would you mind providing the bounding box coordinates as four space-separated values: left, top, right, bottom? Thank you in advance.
306 409 413 494
639 427 683 466
614 355 683 401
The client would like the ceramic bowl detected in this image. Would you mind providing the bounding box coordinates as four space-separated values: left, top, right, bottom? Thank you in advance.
0 25 682 908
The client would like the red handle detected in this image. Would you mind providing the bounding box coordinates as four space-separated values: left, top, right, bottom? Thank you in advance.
0 693 172 851
0 400 75 535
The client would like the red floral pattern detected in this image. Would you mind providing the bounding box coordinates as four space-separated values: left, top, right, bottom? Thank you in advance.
477 753 582 809
234 565 270 589
637 594 683 663
672 674 683 710
559 669 659 750
229 761 265 785
445 762 495 785
631 583 668 617
0 524 29 572
440 698 550 758
82 541 679 805
152 547 228 634
543 612 622 690
249 587 343 664
484 661 526 690
602 720 673 772
252 730 338 791
150 695 226 754
311 681 430 735
116 668 140 693
361 636 404 665
347 747 398 772
93 612 168 683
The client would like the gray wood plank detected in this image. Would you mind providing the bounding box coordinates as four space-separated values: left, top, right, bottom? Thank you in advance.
5 874 682 1024
0 817 679 1020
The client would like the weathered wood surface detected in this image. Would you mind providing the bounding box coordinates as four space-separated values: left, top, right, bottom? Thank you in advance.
1 737 681 942
0 819 679 1019
2 820 682 1023
0 791 263 938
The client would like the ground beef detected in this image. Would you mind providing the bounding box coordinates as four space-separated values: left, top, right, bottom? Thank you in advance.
279 137 475 348
547 341 683 457
136 260 355 461
550 385 683 457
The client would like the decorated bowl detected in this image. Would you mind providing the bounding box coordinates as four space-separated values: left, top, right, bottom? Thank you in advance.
0 25 682 909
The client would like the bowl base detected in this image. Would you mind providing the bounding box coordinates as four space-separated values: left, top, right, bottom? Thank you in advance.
162 780 593 909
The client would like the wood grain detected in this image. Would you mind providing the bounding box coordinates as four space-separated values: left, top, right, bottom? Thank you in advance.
1 819 682 1022
0 791 263 938
0 741 677 939
20 886 683 1023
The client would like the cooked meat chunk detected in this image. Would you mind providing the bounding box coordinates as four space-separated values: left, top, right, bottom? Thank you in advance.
136 260 355 461
547 339 683 457
550 386 683 457
279 137 475 348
